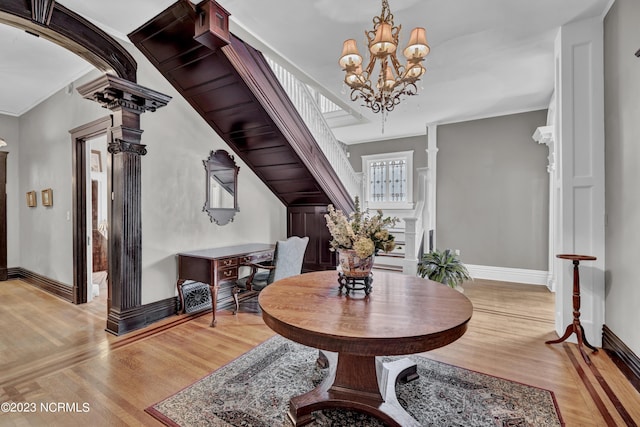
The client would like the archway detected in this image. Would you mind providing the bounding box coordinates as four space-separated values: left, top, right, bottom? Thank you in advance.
0 0 170 334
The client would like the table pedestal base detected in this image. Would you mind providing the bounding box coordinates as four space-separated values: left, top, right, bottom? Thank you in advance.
288 352 421 427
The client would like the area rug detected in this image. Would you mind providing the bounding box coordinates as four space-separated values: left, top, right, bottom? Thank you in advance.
147 335 563 427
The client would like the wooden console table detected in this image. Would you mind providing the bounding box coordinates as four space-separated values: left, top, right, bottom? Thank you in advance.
177 243 274 326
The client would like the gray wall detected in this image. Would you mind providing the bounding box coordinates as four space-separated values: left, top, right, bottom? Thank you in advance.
436 110 549 270
11 41 287 304
18 72 106 285
603 0 640 357
347 134 428 203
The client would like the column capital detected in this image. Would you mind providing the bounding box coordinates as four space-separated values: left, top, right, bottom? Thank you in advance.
109 139 147 156
77 74 171 114
532 125 556 173
532 125 554 147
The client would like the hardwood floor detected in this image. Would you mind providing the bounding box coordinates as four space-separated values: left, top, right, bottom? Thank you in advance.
0 277 639 426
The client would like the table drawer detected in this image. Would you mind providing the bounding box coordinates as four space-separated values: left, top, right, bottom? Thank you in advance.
218 266 238 282
217 257 238 268
241 250 273 265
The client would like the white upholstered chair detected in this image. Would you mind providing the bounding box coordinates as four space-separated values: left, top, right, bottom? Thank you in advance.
232 236 309 314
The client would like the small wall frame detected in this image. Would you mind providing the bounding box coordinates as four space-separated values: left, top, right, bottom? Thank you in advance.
26 191 36 207
42 188 53 207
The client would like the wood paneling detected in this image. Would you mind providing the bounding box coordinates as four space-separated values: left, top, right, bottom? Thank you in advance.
128 1 353 213
128 1 355 282
288 206 336 272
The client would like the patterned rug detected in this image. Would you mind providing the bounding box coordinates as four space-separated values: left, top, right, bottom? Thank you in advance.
147 335 563 427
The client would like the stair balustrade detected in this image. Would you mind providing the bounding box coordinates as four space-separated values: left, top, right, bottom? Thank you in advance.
266 58 430 276
265 58 362 201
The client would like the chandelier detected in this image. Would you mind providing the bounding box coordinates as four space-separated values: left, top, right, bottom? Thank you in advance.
339 0 430 115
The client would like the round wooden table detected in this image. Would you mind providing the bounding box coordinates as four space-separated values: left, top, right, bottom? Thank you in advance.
258 270 473 426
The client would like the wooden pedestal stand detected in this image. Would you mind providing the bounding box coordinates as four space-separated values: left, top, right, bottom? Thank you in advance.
546 254 598 364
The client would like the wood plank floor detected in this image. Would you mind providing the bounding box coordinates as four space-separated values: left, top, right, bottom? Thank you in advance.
0 277 639 426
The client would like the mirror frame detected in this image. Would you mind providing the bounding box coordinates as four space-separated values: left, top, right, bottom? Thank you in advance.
203 150 239 225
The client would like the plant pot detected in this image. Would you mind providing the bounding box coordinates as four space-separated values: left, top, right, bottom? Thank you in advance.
338 249 374 278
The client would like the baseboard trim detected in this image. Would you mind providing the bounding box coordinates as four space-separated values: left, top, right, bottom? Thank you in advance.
602 324 640 393
7 267 73 302
466 264 548 286
6 267 180 336
107 297 178 336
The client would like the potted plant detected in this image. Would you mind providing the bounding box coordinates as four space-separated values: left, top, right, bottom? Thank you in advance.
417 249 472 292
325 197 398 278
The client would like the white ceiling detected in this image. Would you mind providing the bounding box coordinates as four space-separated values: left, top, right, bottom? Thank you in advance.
0 0 611 143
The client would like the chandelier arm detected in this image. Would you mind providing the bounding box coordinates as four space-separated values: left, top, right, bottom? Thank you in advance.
391 23 401 45
363 57 377 78
389 54 404 77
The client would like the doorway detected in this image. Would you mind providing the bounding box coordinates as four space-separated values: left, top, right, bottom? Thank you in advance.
87 134 109 303
71 116 111 305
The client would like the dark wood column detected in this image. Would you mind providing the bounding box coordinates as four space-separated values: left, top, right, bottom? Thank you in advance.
77 74 171 335
0 152 7 281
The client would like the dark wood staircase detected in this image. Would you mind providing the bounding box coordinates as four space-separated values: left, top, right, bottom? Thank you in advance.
128 1 353 271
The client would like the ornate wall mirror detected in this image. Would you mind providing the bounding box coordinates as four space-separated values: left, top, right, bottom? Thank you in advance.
203 150 239 225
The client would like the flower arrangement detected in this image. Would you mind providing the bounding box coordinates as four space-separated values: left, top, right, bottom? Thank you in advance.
324 197 399 258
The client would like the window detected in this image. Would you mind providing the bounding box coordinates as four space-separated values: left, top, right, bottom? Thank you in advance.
362 151 414 209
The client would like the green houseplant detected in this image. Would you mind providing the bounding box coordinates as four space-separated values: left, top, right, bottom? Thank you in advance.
417 249 472 290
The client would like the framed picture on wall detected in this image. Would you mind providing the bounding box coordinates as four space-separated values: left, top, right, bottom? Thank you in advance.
90 150 102 172
26 191 36 207
42 188 53 207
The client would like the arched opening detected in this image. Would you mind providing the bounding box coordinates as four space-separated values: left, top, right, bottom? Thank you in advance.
0 0 169 335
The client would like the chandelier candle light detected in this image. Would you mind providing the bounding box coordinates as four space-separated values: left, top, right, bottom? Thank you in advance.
339 0 430 116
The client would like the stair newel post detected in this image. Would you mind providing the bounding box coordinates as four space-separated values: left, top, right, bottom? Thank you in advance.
402 217 418 275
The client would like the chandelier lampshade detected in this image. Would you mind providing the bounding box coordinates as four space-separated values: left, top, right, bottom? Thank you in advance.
339 0 430 115
345 65 365 88
403 27 429 59
339 39 363 69
382 66 396 91
370 23 396 56
404 62 425 80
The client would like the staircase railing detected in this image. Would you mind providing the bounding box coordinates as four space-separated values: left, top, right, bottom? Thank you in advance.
265 57 362 200
401 203 423 275
401 168 429 275
266 57 430 275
